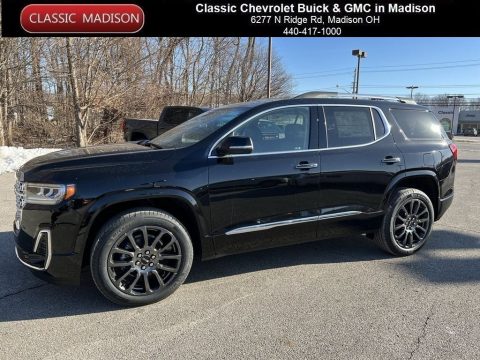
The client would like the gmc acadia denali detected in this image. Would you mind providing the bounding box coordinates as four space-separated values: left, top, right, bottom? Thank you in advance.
13 93 456 306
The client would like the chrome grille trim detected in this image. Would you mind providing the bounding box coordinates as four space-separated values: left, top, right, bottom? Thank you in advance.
14 180 26 210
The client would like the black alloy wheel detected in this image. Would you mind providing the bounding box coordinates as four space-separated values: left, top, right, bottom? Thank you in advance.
91 208 193 306
372 188 434 256
107 226 182 295
392 198 431 250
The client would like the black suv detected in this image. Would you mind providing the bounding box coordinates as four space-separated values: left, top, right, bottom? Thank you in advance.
14 94 457 306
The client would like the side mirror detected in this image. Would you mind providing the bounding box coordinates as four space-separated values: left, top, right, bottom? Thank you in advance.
216 136 253 156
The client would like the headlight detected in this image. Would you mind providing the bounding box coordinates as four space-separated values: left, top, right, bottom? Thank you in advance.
25 183 76 205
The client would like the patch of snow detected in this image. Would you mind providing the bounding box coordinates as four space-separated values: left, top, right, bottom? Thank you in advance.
0 146 61 175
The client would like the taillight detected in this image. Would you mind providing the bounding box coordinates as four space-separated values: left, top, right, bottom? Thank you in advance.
121 120 126 133
449 143 458 161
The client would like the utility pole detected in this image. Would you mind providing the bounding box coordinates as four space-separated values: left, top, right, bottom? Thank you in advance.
352 49 367 94
406 85 419 99
352 68 357 94
447 94 464 135
267 37 272 98
355 56 361 94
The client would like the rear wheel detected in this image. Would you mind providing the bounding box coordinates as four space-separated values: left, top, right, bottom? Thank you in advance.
90 208 193 306
373 188 434 256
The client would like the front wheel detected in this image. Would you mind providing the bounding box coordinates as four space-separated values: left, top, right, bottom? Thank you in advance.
373 188 434 256
90 208 193 306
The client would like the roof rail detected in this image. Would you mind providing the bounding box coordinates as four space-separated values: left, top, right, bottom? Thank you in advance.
294 91 417 105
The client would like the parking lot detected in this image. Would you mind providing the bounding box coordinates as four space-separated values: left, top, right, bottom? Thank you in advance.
1 139 479 360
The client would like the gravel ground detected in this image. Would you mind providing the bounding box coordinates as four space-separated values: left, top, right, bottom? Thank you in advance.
0 142 479 360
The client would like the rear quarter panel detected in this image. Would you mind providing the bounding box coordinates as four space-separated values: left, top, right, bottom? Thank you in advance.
384 107 456 199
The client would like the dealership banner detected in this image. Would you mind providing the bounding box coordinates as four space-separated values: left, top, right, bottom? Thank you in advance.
2 0 480 36
429 106 460 135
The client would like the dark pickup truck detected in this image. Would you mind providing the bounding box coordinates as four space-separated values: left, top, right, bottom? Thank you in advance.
122 106 208 141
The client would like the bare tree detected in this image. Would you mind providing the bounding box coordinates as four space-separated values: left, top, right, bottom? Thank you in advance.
0 39 8 146
65 37 87 147
3 37 293 148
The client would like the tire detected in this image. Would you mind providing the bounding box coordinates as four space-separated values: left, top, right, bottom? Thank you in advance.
372 188 434 256
90 208 193 306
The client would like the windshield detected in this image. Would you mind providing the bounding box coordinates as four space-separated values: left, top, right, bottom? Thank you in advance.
150 106 250 149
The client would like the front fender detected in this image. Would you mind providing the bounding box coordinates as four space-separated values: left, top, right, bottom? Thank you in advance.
74 187 212 262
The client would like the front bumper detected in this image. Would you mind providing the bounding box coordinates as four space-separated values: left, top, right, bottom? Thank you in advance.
15 229 52 270
13 213 83 285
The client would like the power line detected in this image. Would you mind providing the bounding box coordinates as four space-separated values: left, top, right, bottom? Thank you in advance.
291 57 480 77
291 58 480 79
362 58 480 69
293 70 353 79
297 88 480 98
333 84 480 89
290 67 354 77
363 62 480 74
292 62 480 79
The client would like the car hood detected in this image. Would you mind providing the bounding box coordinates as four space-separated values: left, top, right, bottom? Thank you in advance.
19 143 172 177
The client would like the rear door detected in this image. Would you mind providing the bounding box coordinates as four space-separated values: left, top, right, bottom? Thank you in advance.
208 105 321 256
316 105 404 239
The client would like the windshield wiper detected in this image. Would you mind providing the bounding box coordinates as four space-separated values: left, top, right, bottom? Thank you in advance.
138 140 162 149
146 142 163 150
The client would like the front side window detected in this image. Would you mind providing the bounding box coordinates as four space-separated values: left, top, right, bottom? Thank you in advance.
231 107 311 154
391 109 443 140
324 107 375 147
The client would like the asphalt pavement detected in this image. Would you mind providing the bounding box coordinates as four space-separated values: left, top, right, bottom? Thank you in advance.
0 141 479 359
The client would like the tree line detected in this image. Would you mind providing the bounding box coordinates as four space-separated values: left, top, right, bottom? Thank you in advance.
0 37 292 148
415 93 480 108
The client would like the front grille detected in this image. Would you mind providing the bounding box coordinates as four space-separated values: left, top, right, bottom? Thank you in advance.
14 180 26 229
14 180 26 210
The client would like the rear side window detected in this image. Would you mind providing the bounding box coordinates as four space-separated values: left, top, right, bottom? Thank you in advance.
324 107 375 147
391 109 443 140
372 109 386 138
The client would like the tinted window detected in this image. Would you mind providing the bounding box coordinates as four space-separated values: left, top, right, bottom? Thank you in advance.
391 109 443 140
164 108 201 125
372 109 386 138
324 107 375 147
232 107 310 153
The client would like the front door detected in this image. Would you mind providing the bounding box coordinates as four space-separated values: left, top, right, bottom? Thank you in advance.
208 106 321 256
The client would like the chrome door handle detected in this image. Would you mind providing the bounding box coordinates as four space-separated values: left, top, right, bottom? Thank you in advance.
382 156 401 164
296 162 318 170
